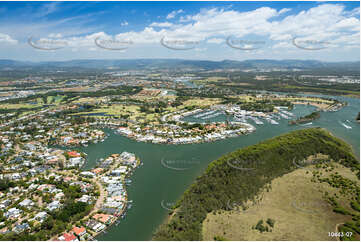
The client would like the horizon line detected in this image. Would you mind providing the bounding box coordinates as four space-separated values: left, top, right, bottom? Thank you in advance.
1 58 360 64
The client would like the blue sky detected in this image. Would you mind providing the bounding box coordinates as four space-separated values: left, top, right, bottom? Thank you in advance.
0 1 359 62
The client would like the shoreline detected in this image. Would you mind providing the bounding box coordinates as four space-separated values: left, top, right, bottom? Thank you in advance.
325 128 360 160
90 156 141 240
48 154 142 241
115 127 255 145
292 101 332 110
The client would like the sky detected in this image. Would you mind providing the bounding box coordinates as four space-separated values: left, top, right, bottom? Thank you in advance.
0 1 359 62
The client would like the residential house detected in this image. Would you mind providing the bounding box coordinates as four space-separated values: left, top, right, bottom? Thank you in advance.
13 223 30 233
19 199 35 208
47 200 62 212
72 226 86 238
110 166 127 176
54 192 65 200
91 168 103 175
77 195 92 204
92 213 114 225
67 157 84 168
5 207 22 219
34 211 48 223
80 171 95 178
0 199 11 210
0 227 9 235
58 233 79 242
84 219 106 232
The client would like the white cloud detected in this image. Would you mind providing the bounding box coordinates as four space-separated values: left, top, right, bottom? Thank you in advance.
331 17 360 31
1 3 358 61
46 32 110 48
48 33 63 38
0 33 17 44
34 2 60 18
27 4 358 55
207 38 224 44
150 22 173 28
110 7 279 44
166 9 184 19
194 47 207 52
179 15 193 23
279 8 291 15
272 41 293 49
121 21 129 26
58 4 358 53
267 4 359 44
347 7 360 17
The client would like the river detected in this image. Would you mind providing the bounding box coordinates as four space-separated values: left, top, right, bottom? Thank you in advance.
75 94 359 241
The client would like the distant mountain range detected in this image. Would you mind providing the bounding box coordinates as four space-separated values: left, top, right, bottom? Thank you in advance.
0 59 359 71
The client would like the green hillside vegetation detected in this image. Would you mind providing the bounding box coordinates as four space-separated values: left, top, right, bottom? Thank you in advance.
152 128 359 240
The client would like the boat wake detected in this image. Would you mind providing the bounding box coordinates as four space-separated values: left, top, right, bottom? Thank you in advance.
339 121 352 129
300 122 313 126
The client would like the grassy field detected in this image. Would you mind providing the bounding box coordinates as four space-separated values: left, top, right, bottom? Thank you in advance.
281 85 360 97
71 97 107 104
202 160 358 241
226 95 254 102
46 95 65 104
97 104 140 115
0 103 41 109
72 104 138 115
283 97 335 104
71 104 159 122
74 97 222 121
181 97 222 108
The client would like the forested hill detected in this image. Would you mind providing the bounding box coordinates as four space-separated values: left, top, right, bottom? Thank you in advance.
152 128 359 240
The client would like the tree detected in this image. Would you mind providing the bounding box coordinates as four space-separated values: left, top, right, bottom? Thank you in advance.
266 218 275 228
42 217 54 230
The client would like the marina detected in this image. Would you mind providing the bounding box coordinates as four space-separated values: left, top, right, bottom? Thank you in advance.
278 112 291 119
248 116 264 125
265 117 279 125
